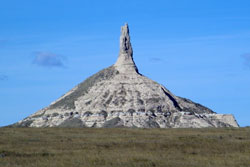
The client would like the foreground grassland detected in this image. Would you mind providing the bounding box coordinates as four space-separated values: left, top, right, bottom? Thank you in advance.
0 127 250 167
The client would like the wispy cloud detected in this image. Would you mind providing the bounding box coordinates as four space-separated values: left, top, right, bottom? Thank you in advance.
0 39 7 43
0 74 8 81
149 57 164 62
155 32 250 44
179 33 250 43
150 57 163 62
32 52 66 68
0 39 8 47
242 53 250 69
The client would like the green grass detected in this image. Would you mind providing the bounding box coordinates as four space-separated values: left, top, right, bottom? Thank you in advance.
0 127 250 167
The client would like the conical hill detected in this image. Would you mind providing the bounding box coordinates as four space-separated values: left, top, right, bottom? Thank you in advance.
13 24 239 128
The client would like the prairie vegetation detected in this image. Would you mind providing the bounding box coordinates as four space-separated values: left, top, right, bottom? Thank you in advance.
0 127 250 167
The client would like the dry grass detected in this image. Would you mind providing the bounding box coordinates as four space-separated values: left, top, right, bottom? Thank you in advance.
0 127 250 167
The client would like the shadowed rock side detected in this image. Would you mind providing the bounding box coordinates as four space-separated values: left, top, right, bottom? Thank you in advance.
12 23 239 128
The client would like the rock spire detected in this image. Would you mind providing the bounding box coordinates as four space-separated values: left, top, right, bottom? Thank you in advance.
115 23 138 73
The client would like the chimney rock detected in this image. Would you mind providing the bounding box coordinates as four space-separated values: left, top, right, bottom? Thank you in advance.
115 23 138 73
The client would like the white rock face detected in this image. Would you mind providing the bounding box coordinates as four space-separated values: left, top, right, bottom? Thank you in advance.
13 23 239 128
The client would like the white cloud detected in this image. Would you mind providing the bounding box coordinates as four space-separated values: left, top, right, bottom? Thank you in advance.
0 74 8 81
242 53 250 69
33 52 66 68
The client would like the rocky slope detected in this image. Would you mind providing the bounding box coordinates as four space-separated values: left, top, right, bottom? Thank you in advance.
12 24 239 128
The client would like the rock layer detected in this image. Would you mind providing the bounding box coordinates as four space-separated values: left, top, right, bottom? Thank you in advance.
13 24 239 128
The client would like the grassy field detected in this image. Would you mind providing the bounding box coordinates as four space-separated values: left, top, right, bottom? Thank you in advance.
0 127 250 167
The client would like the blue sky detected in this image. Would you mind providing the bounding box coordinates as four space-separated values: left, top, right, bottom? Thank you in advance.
0 0 250 127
